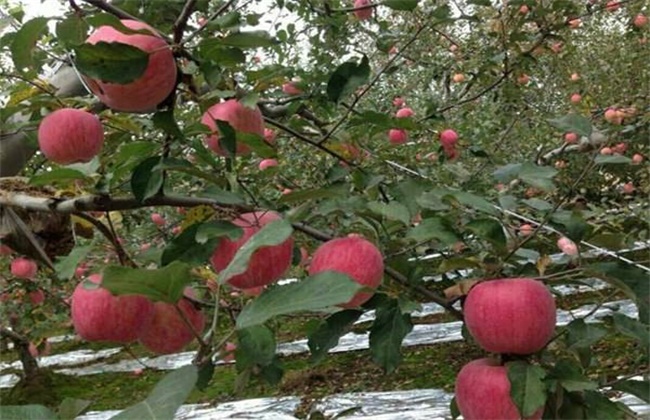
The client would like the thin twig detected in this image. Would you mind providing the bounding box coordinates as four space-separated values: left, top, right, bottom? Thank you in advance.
173 0 197 44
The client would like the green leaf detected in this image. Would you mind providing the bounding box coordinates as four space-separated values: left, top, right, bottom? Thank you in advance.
131 156 164 202
56 16 89 47
54 244 93 280
237 132 276 158
367 201 411 225
369 298 413 373
219 31 278 48
218 219 293 285
161 223 221 266
236 325 277 370
153 110 184 140
465 218 507 252
0 405 57 420
327 56 371 103
518 163 557 192
611 379 650 403
548 114 593 138
198 39 246 67
565 319 607 349
278 185 347 204
586 263 649 323
29 168 88 186
111 365 198 420
383 0 419 11
308 310 363 364
583 391 630 420
236 272 363 329
407 217 459 246
101 261 192 303
552 211 591 243
611 313 650 350
215 120 237 157
57 398 92 420
594 155 632 164
547 359 597 392
448 191 498 215
522 198 553 211
10 17 49 71
73 42 149 84
507 361 547 418
449 397 460 419
195 221 242 244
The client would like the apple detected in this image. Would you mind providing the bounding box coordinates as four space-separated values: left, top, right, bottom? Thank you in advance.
452 73 465 83
600 147 613 155
613 142 627 154
388 129 408 145
519 5 529 15
71 274 154 343
393 97 405 107
0 244 13 255
606 1 621 12
604 108 622 124
222 342 237 362
211 211 294 290
443 145 459 160
308 234 384 308
259 158 279 170
37 108 104 165
264 128 277 144
439 129 459 149
455 358 543 420
570 72 580 81
634 14 648 28
83 20 177 113
201 99 265 156
570 93 582 104
550 42 563 53
282 188 293 195
395 107 414 118
29 289 45 305
151 213 166 226
463 278 556 354
11 258 38 279
282 81 303 95
516 74 530 85
171 226 182 235
242 286 265 297
554 160 567 169
353 0 373 20
564 132 578 144
568 18 581 29
632 154 643 164
140 243 151 252
388 45 398 55
622 182 635 194
557 237 578 256
138 289 206 354
519 224 533 236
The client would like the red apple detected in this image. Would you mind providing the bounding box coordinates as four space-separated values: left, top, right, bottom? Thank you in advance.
29 289 45 305
37 108 104 165
558 237 578 255
264 128 277 144
455 358 543 420
606 1 621 12
308 234 384 308
517 74 530 85
519 224 533 236
463 278 556 354
443 145 459 160
138 289 205 354
439 129 459 149
600 147 613 155
564 132 578 144
622 182 635 194
613 142 627 154
632 154 643 164
634 14 648 28
282 188 293 195
71 274 154 343
393 97 405 107
0 244 13 255
604 108 623 124
201 99 265 156
388 129 408 145
395 107 414 118
353 0 373 20
282 81 303 95
570 72 580 81
11 258 38 279
151 213 166 226
452 73 465 83
259 158 278 171
83 20 177 113
519 5 529 15
222 341 237 362
570 93 582 104
211 211 294 290
554 160 567 169
568 18 581 29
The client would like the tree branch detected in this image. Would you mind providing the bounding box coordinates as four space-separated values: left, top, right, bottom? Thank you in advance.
81 0 139 21
173 0 197 45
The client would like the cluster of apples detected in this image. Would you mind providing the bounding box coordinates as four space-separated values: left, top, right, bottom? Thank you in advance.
455 278 556 419
388 98 412 145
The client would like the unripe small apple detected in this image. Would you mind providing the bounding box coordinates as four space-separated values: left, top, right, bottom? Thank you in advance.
439 129 459 148
83 20 177 113
259 158 278 171
201 99 265 156
392 97 405 107
622 182 635 194
570 72 580 81
395 107 414 118
564 132 578 144
519 224 533 236
570 93 582 104
38 108 104 165
452 73 465 83
634 14 648 28
388 129 408 145
632 154 643 164
282 81 303 95
151 213 166 226
309 234 384 308
600 147 613 155
353 0 373 20
264 128 277 144
11 258 38 279
519 5 529 14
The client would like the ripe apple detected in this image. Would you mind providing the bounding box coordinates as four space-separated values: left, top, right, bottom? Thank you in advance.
564 132 578 144
222 341 237 362
570 72 580 81
353 0 373 20
519 224 533 236
557 237 578 256
452 73 465 83
439 129 459 149
0 244 13 255
613 142 627 154
393 97 405 107
37 108 104 165
463 278 556 354
568 18 581 29
632 154 643 164
151 213 166 226
443 145 459 160
29 289 45 305
259 158 278 170
138 289 206 354
308 234 384 308
600 147 613 155
606 1 621 12
282 188 293 195
83 20 177 113
516 74 530 85
11 258 38 279
622 182 635 194
395 107 414 118
455 358 543 420
211 211 294 290
604 108 621 124
264 128 277 144
634 14 648 28
71 274 154 343
570 93 582 104
282 81 303 95
388 129 408 145
519 5 529 15
201 99 265 156
554 160 567 169
550 42 563 53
